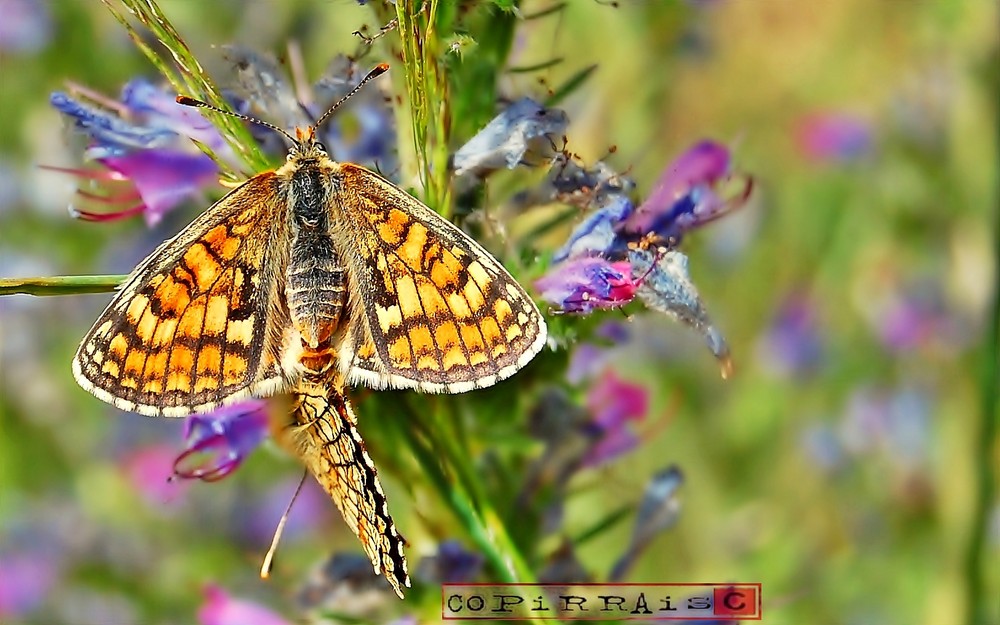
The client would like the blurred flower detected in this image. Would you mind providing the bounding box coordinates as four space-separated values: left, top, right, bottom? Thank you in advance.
875 285 956 353
840 386 931 471
0 550 60 619
223 48 398 176
539 540 592 584
800 423 847 473
121 443 191 510
452 97 568 177
297 552 395 615
794 111 873 163
581 371 649 468
535 256 638 314
610 465 685 581
0 0 51 53
416 540 484 584
198 584 292 625
49 80 225 226
755 293 824 377
173 400 269 482
566 321 631 384
239 478 332 546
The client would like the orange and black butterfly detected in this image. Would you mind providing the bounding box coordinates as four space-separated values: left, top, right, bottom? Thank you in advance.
72 64 547 598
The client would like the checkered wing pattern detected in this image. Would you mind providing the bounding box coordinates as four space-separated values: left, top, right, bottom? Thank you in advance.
72 173 290 417
331 164 547 394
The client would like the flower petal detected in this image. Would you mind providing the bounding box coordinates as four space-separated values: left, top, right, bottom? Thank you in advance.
174 400 269 482
100 150 218 226
452 98 568 177
629 248 732 377
535 257 638 314
552 195 635 262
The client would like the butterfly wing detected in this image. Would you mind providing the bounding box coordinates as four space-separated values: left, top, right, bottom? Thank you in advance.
73 172 291 416
329 163 547 393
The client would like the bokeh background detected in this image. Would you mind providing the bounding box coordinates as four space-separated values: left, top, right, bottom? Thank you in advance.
1 1 997 624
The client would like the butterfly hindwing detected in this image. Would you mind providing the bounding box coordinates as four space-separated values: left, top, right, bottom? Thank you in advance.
330 163 547 393
73 173 291 416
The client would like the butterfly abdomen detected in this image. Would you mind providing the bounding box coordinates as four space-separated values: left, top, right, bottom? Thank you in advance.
280 373 410 599
286 229 347 348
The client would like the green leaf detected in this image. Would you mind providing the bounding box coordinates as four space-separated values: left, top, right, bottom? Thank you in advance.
545 64 598 107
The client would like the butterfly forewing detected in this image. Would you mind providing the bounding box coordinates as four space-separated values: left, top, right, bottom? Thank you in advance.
330 164 547 393
73 174 291 416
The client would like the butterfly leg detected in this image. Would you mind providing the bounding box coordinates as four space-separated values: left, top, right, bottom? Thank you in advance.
279 376 410 598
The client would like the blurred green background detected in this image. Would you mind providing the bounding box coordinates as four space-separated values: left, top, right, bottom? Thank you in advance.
0 1 997 624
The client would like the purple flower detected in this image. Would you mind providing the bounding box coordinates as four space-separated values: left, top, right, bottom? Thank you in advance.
755 293 824 377
173 400 270 482
0 0 51 53
535 257 639 314
620 140 752 246
581 371 649 467
795 112 873 163
0 551 60 619
48 79 225 226
198 584 292 625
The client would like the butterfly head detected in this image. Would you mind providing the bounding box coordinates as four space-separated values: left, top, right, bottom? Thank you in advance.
288 126 328 162
176 63 389 163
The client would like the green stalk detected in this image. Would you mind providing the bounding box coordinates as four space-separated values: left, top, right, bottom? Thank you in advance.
964 148 1000 625
396 399 536 587
0 275 125 296
394 0 453 216
103 0 269 176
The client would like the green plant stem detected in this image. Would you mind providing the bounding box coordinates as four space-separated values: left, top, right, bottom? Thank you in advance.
964 154 999 625
394 0 453 217
396 399 536 587
0 275 124 296
103 0 269 177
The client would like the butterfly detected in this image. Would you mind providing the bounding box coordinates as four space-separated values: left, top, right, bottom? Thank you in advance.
71 63 548 598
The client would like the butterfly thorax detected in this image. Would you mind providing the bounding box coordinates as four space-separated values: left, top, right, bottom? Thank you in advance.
284 151 347 354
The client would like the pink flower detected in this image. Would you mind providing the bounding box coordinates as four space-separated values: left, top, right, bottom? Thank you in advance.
122 443 191 509
795 112 873 163
581 371 650 467
198 585 292 625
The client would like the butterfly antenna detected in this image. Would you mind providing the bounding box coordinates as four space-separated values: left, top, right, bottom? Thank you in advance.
175 95 297 145
314 63 389 130
260 468 308 579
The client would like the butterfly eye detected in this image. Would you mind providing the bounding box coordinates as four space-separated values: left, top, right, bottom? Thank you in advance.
287 148 298 161
315 142 328 154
